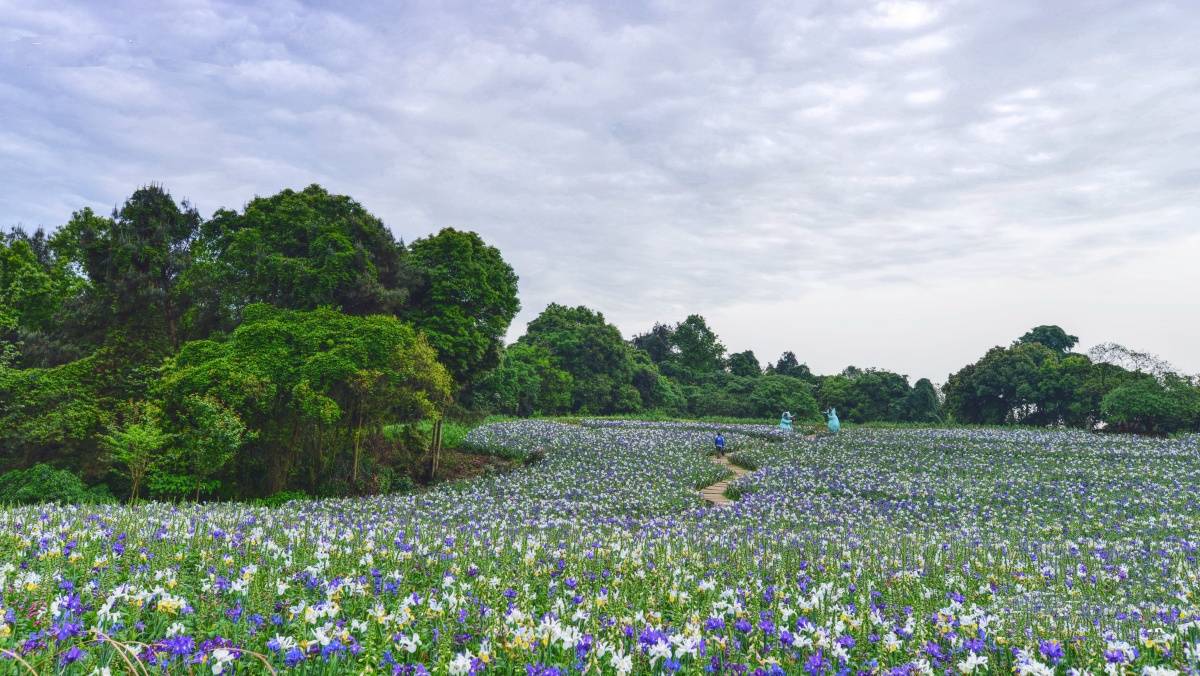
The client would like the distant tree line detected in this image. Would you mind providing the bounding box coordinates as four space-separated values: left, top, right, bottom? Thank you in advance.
3 184 1197 503
470 310 942 424
476 313 1198 436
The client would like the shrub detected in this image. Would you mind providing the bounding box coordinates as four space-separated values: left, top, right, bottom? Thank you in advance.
253 490 309 508
0 464 113 505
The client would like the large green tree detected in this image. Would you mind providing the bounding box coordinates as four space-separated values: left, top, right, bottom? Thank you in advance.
520 304 644 414
1018 324 1079 354
405 228 520 388
156 304 452 495
747 374 819 420
471 343 573 416
57 186 201 354
668 315 725 380
727 350 762 377
192 184 414 332
769 351 815 381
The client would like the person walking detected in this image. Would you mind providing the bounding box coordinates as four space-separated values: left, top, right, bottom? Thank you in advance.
714 432 726 457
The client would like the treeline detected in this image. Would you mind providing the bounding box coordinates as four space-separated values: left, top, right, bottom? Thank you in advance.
944 326 1200 435
4 184 1198 503
1 184 518 501
470 310 942 424
475 314 1200 436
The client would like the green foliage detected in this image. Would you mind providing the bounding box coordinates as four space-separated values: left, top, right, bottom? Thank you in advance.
768 351 814 381
151 394 248 500
747 375 819 420
1101 375 1200 435
101 403 170 502
0 464 112 505
900 378 942 423
405 228 520 387
0 228 88 367
59 186 200 354
0 354 111 473
667 315 726 381
157 304 452 495
193 184 414 331
630 323 674 364
727 350 761 377
252 490 309 508
1018 324 1079 354
471 343 573 416
521 304 646 414
944 342 1057 424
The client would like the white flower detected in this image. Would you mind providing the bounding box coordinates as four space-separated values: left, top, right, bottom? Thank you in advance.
1141 668 1180 676
210 648 235 674
610 650 633 675
957 652 988 674
448 652 473 675
648 638 672 663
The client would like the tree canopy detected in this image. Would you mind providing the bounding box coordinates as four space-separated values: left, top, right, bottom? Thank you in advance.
404 228 520 387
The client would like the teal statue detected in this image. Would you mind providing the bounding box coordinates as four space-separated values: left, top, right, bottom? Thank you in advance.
826 408 840 433
779 411 793 432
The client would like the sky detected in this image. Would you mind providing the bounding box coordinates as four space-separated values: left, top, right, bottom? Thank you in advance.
2 0 1198 383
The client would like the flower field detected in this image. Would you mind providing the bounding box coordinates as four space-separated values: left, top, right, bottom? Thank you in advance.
2 422 1199 674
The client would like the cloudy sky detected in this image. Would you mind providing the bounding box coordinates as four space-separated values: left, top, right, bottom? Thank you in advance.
3 0 1198 382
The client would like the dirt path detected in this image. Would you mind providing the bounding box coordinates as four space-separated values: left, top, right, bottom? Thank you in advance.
698 435 819 506
698 455 749 506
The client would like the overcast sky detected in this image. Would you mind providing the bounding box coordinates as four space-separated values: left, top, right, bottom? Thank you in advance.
2 0 1198 383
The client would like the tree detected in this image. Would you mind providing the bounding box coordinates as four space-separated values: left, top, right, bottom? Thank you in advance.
631 323 675 364
100 404 170 502
1018 325 1078 354
943 342 1056 424
405 228 520 388
727 350 762 377
59 186 201 354
0 353 111 474
151 395 248 500
472 343 573 416
520 304 643 414
157 305 452 495
193 184 415 332
1101 375 1200 435
816 375 855 418
847 369 911 422
747 375 819 420
1 228 88 366
769 351 814 381
667 315 726 381
900 378 941 422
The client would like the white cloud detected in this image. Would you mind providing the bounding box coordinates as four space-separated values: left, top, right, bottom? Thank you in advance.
858 1 941 31
1 0 1198 379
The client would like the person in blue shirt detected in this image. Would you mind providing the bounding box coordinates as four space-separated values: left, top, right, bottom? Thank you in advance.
714 433 726 457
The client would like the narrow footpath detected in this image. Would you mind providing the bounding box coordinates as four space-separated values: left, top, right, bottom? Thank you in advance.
698 434 819 506
698 455 749 506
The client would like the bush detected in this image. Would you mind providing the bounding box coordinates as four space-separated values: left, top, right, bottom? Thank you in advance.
253 490 309 508
0 464 113 504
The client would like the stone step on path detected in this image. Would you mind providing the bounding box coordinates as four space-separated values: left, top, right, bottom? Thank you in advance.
698 455 749 507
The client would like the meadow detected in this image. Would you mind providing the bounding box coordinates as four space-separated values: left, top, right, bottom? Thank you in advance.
1 421 1198 674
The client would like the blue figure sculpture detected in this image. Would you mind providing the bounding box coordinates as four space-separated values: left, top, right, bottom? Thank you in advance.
779 411 793 432
826 408 840 433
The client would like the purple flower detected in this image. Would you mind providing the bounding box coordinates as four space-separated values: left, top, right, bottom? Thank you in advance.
1039 640 1064 665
